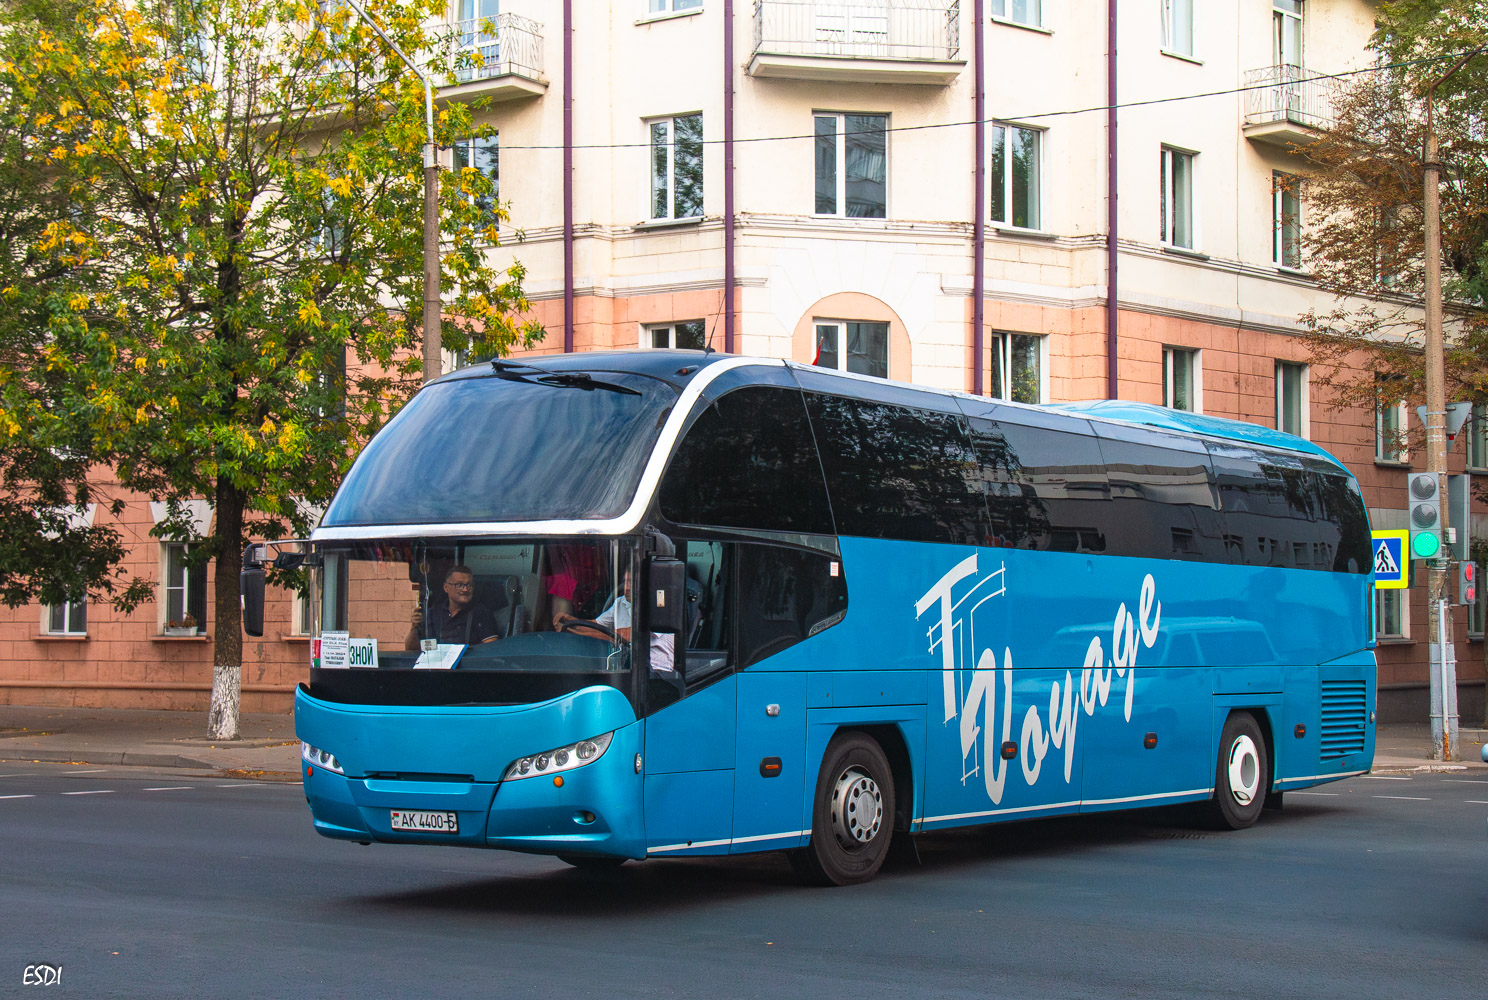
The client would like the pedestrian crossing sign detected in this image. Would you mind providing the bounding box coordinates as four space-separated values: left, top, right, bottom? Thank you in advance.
1372 530 1408 589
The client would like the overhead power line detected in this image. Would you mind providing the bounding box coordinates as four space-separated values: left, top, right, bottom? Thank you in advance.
490 49 1477 152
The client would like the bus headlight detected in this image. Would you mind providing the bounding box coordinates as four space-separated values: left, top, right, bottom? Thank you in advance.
301 741 345 775
503 732 613 782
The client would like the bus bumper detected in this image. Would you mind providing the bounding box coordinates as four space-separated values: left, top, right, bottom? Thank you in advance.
295 686 645 858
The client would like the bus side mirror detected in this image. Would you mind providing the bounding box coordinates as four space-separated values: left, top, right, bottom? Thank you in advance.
645 557 686 634
241 544 265 638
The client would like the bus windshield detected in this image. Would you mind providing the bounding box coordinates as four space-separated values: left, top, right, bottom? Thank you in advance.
321 371 678 526
309 537 636 706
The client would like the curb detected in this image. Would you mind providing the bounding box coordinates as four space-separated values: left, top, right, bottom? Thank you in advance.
0 747 212 768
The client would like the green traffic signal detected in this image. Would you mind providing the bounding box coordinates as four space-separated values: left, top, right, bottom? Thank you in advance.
1411 530 1441 559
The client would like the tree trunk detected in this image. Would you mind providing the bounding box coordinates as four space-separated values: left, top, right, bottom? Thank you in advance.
206 479 246 740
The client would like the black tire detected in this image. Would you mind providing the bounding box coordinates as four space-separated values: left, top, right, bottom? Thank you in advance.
795 732 895 886
1205 712 1268 830
557 855 626 871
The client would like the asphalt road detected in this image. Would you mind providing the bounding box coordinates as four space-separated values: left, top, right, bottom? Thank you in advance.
1 763 1485 999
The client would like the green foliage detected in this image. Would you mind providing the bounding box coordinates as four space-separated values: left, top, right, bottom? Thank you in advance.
1299 1 1488 413
0 0 542 631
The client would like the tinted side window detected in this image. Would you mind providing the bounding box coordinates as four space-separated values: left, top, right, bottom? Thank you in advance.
1093 429 1225 562
805 394 987 545
966 414 1111 553
737 544 848 668
660 386 834 534
1311 467 1371 574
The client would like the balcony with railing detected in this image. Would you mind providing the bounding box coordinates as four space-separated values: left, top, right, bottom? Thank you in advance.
749 0 964 85
1242 64 1334 148
440 12 547 102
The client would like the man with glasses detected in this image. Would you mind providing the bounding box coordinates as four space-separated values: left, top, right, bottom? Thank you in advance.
405 564 503 648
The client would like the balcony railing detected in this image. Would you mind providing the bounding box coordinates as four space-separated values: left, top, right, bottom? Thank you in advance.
1243 63 1333 131
443 12 545 88
751 0 962 81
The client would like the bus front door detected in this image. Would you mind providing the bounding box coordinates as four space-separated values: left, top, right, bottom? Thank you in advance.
641 676 737 855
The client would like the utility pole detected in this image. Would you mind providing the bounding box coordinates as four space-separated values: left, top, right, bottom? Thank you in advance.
1422 47 1483 760
342 0 442 385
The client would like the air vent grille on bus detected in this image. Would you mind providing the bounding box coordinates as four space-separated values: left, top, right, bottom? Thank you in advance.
1320 679 1368 758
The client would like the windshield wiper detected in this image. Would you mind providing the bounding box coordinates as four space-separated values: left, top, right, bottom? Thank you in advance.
489 361 641 396
536 372 641 395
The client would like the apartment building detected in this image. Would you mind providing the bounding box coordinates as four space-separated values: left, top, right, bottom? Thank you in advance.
2 0 1482 722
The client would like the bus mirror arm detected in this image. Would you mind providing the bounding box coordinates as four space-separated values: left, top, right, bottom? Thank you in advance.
241 544 266 638
645 557 686 634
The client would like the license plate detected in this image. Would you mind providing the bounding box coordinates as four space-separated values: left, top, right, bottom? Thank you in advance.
389 809 459 834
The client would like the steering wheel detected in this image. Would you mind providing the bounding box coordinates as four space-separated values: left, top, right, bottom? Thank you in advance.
555 618 620 643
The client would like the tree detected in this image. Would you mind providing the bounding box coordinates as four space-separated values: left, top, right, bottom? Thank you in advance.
0 0 154 615
0 0 543 737
1297 1 1488 416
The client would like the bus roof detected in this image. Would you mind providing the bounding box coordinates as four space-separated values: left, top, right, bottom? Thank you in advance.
436 351 1351 475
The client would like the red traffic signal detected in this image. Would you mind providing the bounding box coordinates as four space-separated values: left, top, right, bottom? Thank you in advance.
1459 561 1478 606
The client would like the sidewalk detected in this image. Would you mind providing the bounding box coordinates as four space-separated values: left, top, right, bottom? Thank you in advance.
0 704 302 780
0 705 1484 783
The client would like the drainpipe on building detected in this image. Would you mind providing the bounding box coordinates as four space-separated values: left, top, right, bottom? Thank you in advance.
562 0 574 353
724 0 736 353
1105 0 1118 399
972 0 985 395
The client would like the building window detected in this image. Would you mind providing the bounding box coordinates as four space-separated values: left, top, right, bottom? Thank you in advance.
1160 146 1195 249
1375 589 1406 640
814 320 888 379
290 588 314 637
45 598 87 636
991 123 1042 230
649 114 703 221
989 332 1044 404
1375 378 1406 464
650 0 703 12
1162 0 1194 57
1273 0 1302 68
1468 403 1488 471
1273 171 1301 269
1163 346 1199 412
163 543 207 631
990 0 1041 28
814 113 887 219
646 321 706 350
1276 361 1307 437
453 134 499 229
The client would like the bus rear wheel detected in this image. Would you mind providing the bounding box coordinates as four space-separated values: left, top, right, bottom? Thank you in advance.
1205 712 1268 830
794 732 895 886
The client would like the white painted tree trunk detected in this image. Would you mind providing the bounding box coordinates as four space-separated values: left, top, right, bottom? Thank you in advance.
207 664 241 741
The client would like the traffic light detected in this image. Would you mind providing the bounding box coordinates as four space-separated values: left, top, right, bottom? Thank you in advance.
1459 561 1478 606
1409 472 1443 559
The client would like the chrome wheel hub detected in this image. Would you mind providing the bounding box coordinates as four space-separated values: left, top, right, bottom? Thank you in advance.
831 767 883 848
1227 734 1261 806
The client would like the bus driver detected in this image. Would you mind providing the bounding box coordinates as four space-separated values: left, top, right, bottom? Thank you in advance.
405 565 503 648
554 567 675 675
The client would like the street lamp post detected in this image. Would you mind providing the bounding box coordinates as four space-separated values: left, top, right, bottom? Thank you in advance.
1422 47 1484 760
341 0 442 385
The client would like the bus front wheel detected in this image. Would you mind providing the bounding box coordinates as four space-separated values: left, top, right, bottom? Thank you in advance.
1206 712 1268 830
794 732 895 886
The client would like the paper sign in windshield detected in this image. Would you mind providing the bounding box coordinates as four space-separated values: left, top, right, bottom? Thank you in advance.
414 643 465 669
318 631 350 669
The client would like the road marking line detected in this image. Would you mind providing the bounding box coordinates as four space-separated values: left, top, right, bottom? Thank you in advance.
1444 779 1488 784
60 790 114 796
1289 791 1338 796
144 786 193 792
1362 775 1412 781
63 769 108 774
0 773 39 778
1465 800 1488 805
0 794 35 800
1372 795 1430 801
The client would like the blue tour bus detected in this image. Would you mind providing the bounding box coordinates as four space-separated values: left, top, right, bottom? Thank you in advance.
249 350 1376 885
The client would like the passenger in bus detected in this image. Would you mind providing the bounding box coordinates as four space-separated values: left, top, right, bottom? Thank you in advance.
545 543 602 629
404 565 504 648
554 567 675 675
